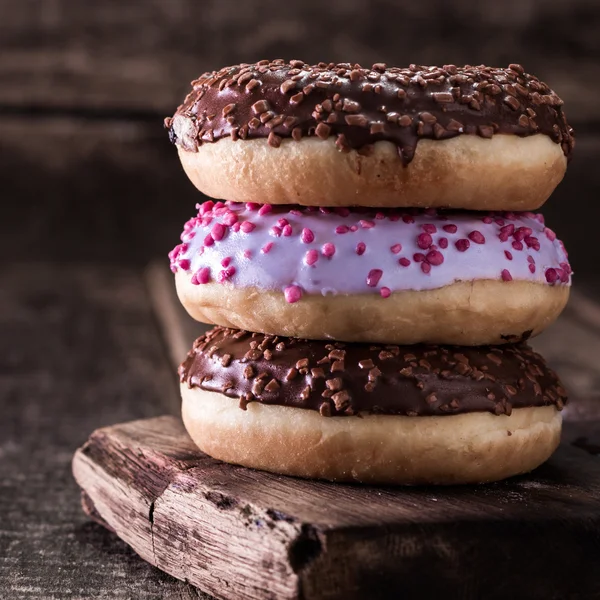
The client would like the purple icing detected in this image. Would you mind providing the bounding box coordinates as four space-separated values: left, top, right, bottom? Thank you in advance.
169 202 571 301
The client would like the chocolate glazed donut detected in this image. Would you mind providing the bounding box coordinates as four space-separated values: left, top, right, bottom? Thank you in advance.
166 60 574 209
179 327 566 485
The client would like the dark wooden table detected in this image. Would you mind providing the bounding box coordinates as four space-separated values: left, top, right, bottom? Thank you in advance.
2 1 600 596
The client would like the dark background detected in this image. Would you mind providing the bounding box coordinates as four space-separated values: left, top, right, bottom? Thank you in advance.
1 0 599 275
1 1 600 598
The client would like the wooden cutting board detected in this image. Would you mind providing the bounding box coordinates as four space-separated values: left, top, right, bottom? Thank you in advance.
72 415 600 600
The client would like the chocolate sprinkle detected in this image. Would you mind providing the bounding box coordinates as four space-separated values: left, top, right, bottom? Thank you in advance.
166 60 574 164
179 327 568 417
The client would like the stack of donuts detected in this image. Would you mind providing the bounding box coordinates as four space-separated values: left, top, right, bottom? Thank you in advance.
165 60 574 485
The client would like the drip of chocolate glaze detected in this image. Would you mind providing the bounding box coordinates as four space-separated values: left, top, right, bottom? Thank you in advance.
179 327 568 417
166 60 574 164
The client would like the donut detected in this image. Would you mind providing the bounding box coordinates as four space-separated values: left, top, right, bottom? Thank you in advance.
179 327 566 485
165 60 574 210
170 202 571 345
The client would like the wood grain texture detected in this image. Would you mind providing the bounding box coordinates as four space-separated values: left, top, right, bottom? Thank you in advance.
73 415 600 600
0 263 202 598
1 0 599 124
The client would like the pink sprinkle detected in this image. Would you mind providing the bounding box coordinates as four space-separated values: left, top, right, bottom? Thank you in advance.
356 242 366 256
514 227 533 242
202 216 213 227
322 243 336 258
319 207 332 214
204 234 215 247
501 269 513 281
545 228 557 241
336 207 350 217
360 220 375 229
277 218 289 227
350 225 358 232
505 212 517 220
289 209 302 216
529 264 536 273
512 241 524 251
500 224 515 236
375 212 385 220
455 239 470 252
240 221 255 233
336 225 350 234
424 208 437 216
261 242 274 254
211 223 226 241
559 268 569 283
366 269 383 287
214 201 225 209
258 204 272 216
246 202 260 211
180 231 195 242
391 243 402 254
380 287 391 298
421 263 431 274
217 266 236 283
482 216 493 224
438 237 448 249
399 257 411 267
301 228 315 243
402 215 415 224
197 247 204 256
232 222 241 232
560 262 572 275
270 226 282 237
390 214 400 222
442 224 457 234
468 230 485 244
196 267 210 284
214 206 228 217
426 250 444 266
504 250 513 260
179 259 191 271
284 285 302 303
222 212 238 226
243 249 252 258
499 232 510 243
527 256 535 263
305 249 319 266
282 224 293 236
417 233 433 249
495 218 505 226
422 224 437 234
200 201 214 214
413 253 426 263
545 268 558 284
525 236 540 251
221 257 231 267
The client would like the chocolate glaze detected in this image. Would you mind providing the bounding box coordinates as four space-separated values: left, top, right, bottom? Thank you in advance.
166 59 574 164
179 327 567 417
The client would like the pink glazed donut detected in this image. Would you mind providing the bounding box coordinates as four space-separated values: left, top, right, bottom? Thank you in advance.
170 201 571 345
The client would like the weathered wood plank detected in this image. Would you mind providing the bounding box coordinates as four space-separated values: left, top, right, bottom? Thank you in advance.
73 415 600 600
0 0 598 123
0 263 200 598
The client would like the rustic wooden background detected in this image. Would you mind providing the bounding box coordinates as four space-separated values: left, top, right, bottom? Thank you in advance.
1 0 599 597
